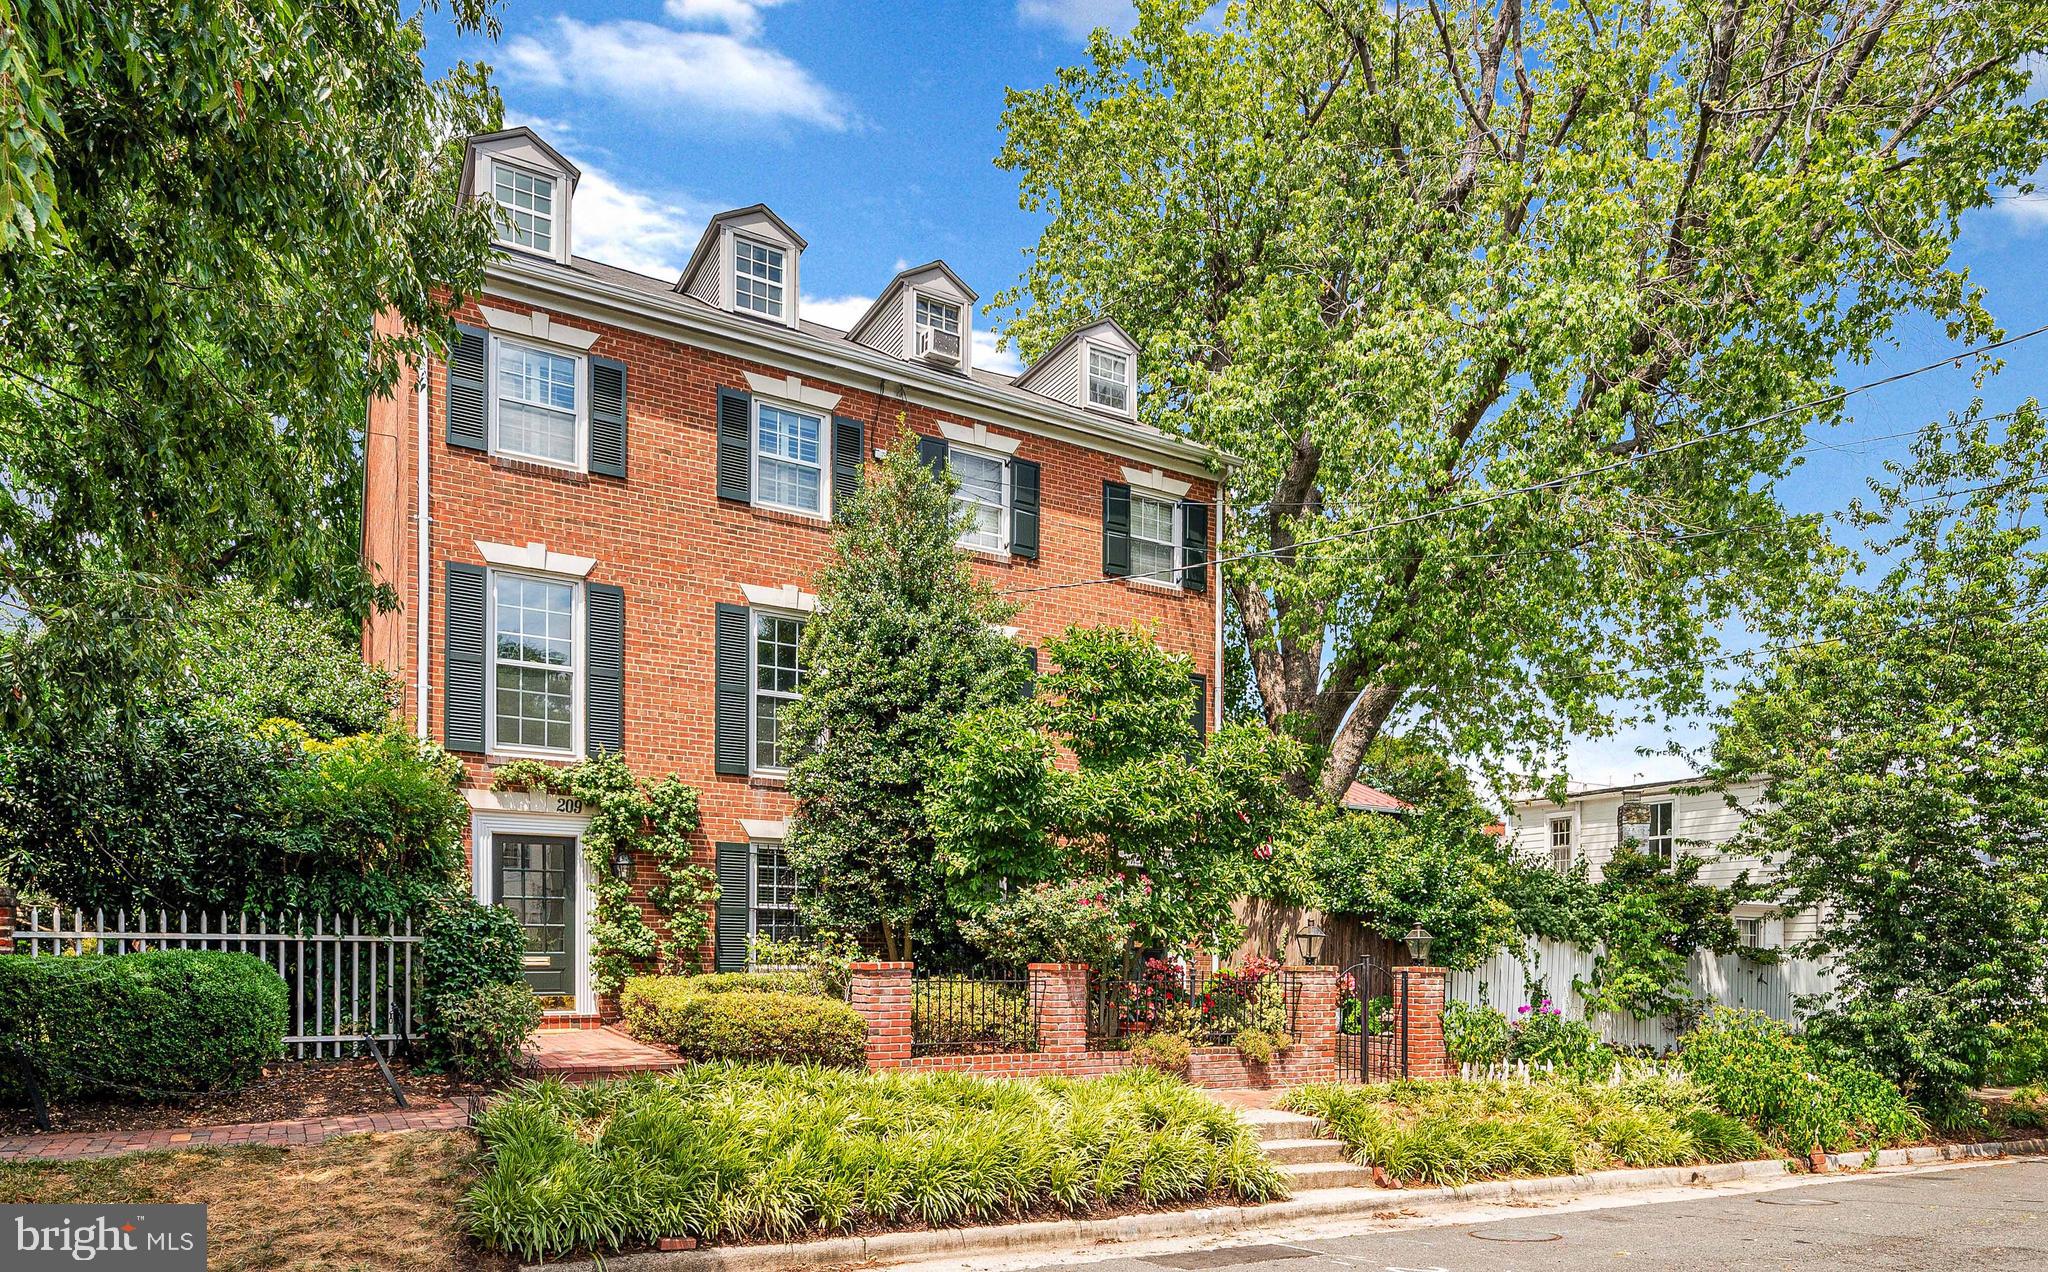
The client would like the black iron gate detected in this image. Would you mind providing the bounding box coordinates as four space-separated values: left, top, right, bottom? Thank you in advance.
1336 956 1404 1082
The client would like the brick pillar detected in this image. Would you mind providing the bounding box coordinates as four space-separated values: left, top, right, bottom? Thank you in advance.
0 885 14 955
849 961 913 1070
1279 965 1339 1080
1393 966 1452 1080
1029 963 1090 1056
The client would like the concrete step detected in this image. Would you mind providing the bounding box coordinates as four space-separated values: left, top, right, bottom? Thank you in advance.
1274 1158 1378 1191
1260 1137 1353 1166
1240 1108 1326 1143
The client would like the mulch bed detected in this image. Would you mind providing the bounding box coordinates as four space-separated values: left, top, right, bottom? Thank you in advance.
0 1057 498 1137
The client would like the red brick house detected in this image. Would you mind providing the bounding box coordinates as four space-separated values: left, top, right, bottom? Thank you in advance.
360 128 1228 1021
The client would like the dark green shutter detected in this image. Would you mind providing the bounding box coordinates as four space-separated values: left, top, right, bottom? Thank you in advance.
586 582 624 755
1190 672 1208 740
1020 646 1039 703
1180 499 1209 593
1103 482 1132 577
715 842 751 971
917 434 950 475
832 415 864 518
443 562 487 752
1009 457 1041 559
714 603 751 775
446 324 487 451
589 356 627 478
716 388 752 502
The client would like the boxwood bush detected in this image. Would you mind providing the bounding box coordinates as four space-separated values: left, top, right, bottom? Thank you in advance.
420 895 532 1069
620 977 865 1066
677 970 826 997
0 951 286 1102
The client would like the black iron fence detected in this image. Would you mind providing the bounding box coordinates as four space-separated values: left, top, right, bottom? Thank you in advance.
910 972 1040 1057
1087 964 1297 1049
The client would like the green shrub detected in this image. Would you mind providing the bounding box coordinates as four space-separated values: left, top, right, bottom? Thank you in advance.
747 931 863 998
464 1064 1285 1259
1233 1028 1290 1065
1443 1001 1512 1066
421 895 529 1065
1678 1008 1924 1153
619 978 866 1066
1986 1010 2048 1087
1509 1003 1610 1074
1128 1032 1191 1075
439 982 541 1082
957 879 1132 972
683 970 827 997
0 952 286 1102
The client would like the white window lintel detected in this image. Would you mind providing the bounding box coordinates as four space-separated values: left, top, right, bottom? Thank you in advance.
741 582 818 614
744 371 840 412
476 305 600 352
1121 465 1192 501
939 420 1020 456
476 539 596 578
741 818 790 841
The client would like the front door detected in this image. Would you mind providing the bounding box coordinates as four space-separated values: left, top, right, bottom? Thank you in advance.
494 834 575 1005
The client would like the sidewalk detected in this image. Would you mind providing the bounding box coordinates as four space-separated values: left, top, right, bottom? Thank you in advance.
0 1100 471 1164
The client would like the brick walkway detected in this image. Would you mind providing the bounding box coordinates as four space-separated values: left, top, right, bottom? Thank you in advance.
525 1025 685 1080
0 1101 472 1164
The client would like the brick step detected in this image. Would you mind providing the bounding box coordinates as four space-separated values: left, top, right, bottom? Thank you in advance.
1274 1158 1378 1191
1239 1108 1326 1143
1259 1136 1353 1165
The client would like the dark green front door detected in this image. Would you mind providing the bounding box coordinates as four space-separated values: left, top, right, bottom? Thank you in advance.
495 834 575 1000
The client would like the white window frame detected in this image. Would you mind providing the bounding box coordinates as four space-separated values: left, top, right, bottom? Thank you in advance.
1128 491 1182 589
750 396 830 520
748 839 800 944
915 293 962 338
489 160 558 257
484 568 585 759
748 607 806 776
1629 799 1677 865
1547 816 1574 873
948 443 1009 556
487 335 588 472
469 809 595 1017
1736 916 1767 949
733 235 788 320
1086 344 1131 416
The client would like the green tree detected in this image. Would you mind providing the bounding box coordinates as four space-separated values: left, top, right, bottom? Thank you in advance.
0 1 502 734
166 584 400 738
1580 845 1752 1018
1711 403 2048 1110
781 428 1030 961
928 624 1303 964
996 0 2047 800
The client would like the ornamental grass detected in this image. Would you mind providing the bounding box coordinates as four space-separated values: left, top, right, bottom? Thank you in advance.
463 1063 1286 1261
1280 1071 1769 1187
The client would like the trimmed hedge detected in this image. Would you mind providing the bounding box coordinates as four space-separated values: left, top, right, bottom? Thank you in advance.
620 977 865 1067
0 951 287 1102
680 970 827 997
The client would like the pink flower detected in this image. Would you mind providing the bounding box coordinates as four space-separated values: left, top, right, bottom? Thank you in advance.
1517 1005 1530 1015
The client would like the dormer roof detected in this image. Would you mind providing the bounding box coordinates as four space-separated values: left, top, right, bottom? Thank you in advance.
674 204 808 296
457 127 581 204
846 260 978 342
1014 318 1141 418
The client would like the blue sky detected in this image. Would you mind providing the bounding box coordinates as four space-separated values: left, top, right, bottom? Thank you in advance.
430 1 2048 786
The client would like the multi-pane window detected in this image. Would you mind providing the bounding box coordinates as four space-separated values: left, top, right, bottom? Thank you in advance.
1130 493 1178 583
734 238 786 318
493 574 576 751
1548 818 1573 873
754 402 824 515
950 448 1007 553
752 612 805 771
492 164 555 254
915 296 960 336
1088 347 1129 412
751 841 800 943
1737 917 1766 949
1630 800 1676 865
496 341 579 465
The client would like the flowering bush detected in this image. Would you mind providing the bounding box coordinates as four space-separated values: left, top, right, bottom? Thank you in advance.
1509 998 1608 1072
1121 955 1286 1043
959 878 1132 971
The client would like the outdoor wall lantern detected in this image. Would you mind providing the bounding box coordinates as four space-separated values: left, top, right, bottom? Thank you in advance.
611 847 635 877
1295 918 1326 966
1618 787 1652 826
1403 923 1434 965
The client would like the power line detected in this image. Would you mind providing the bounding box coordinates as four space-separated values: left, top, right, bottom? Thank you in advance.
1000 323 2048 596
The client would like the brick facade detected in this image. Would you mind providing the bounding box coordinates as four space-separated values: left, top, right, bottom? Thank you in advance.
0 886 13 955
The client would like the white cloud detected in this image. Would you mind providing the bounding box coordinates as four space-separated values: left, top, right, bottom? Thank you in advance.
663 0 792 39
800 294 876 332
503 14 850 132
973 328 1026 375
570 167 710 280
1017 0 1134 38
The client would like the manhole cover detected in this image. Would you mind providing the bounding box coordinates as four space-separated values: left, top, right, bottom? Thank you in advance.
1469 1228 1564 1242
1756 1196 1840 1206
1145 1246 1313 1268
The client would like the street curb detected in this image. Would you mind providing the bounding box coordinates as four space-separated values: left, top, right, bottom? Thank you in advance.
519 1138 2048 1271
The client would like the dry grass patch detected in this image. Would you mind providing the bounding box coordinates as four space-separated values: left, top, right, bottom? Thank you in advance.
0 1131 507 1272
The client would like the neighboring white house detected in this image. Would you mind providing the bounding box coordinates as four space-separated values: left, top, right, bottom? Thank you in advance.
1505 777 1821 949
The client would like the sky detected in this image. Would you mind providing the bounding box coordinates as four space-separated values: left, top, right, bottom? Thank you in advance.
427 1 2048 788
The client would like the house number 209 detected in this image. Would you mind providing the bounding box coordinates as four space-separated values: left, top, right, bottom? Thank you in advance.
554 797 584 814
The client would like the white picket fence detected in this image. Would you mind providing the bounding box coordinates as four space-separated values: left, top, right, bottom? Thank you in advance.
13 908 423 1058
1444 937 1839 1053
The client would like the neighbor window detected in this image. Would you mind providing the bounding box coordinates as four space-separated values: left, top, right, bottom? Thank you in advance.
1737 917 1766 949
950 447 1007 553
750 841 800 943
752 611 805 772
1548 817 1573 873
1629 800 1676 865
734 238 786 318
492 164 555 255
492 573 577 753
1087 347 1129 412
754 401 824 515
495 340 580 466
1130 493 1179 583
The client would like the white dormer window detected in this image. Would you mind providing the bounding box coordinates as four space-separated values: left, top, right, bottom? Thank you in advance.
1088 347 1129 414
917 296 960 339
735 238 786 319
492 163 556 255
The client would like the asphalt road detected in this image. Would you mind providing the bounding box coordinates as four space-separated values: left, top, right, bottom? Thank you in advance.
1004 1160 2048 1272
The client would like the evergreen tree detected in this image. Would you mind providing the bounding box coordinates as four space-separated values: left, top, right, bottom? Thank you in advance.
781 425 1029 960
